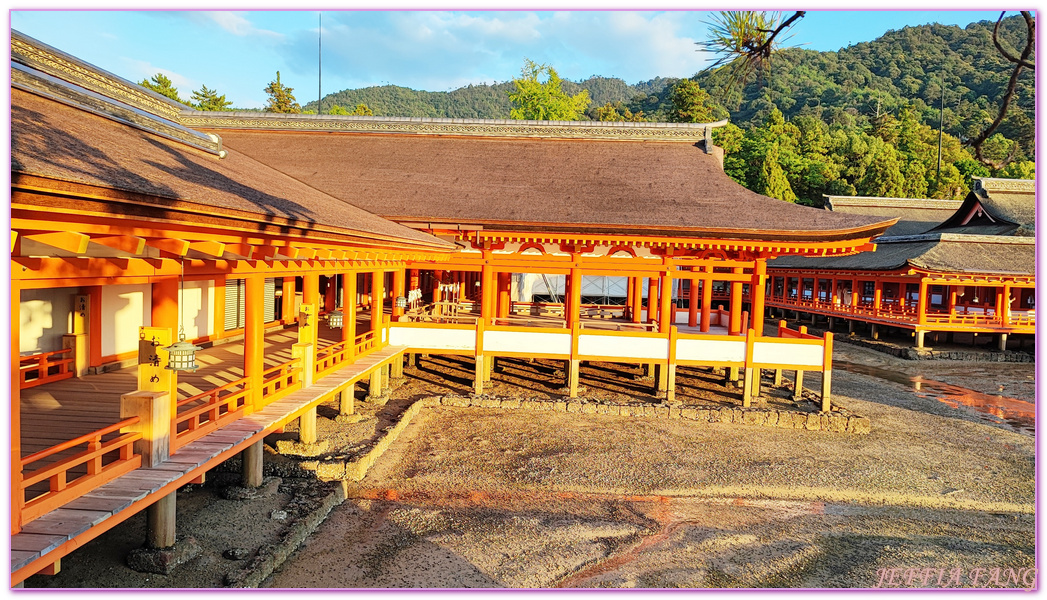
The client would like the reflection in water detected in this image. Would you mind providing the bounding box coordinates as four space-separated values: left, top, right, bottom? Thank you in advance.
834 360 1035 435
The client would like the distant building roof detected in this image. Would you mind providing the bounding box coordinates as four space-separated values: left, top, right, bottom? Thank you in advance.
189 117 895 244
768 233 1035 276
824 195 962 237
931 177 1035 236
10 83 452 250
773 180 1036 276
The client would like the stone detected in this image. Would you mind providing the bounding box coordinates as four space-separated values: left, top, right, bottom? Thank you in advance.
820 414 831 430
127 536 202 575
554 401 568 412
655 407 670 419
805 414 821 431
566 402 582 413
314 461 347 480
852 416 871 435
680 408 697 420
275 439 330 457
224 548 251 561
334 413 367 424
742 410 766 427
581 403 597 414
764 411 779 427
827 415 847 433
270 510 288 520
501 399 521 410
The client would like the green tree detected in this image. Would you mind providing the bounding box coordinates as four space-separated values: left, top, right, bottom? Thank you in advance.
190 85 232 111
329 103 374 116
139 73 185 104
508 59 591 121
264 71 301 114
857 143 905 197
754 143 797 202
667 80 716 123
593 101 645 122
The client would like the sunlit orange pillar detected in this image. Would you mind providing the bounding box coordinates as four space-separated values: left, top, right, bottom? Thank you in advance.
647 277 659 324
303 273 320 348
688 271 699 328
244 274 265 410
12 280 22 534
658 271 672 333
873 280 883 313
751 260 766 333
432 270 443 307
392 269 406 322
497 272 511 318
568 267 582 328
480 263 494 324
630 276 643 324
700 267 713 332
850 278 859 308
371 270 385 335
151 277 179 332
281 277 295 325
342 271 356 346
324 276 337 313
729 267 743 335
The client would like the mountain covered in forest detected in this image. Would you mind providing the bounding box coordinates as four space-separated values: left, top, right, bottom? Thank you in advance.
304 16 1033 151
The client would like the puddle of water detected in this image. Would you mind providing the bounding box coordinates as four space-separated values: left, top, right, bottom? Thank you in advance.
834 360 1035 435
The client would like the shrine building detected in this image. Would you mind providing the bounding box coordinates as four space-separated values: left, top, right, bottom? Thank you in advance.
10 31 896 584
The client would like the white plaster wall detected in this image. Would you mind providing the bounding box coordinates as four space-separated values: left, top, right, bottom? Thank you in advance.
578 334 668 360
19 288 75 355
389 326 476 351
676 338 745 363
102 284 151 358
753 341 823 368
178 280 213 340
483 330 570 355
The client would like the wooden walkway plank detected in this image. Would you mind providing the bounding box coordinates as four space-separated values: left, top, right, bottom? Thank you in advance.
10 533 67 554
12 342 408 582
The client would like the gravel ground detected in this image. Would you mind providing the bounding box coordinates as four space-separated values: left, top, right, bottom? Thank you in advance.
26 341 1035 589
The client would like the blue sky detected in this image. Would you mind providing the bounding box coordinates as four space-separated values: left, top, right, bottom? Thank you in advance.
11 8 1007 109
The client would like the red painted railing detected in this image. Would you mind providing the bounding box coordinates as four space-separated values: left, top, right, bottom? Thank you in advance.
315 341 350 376
355 331 377 355
172 377 249 451
19 348 75 389
20 417 142 524
262 357 302 402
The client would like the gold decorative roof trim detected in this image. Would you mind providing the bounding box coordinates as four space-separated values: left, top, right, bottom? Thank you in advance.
12 31 185 121
12 64 223 156
183 112 729 142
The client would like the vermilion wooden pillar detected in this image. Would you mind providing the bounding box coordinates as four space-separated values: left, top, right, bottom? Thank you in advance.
371 270 385 335
303 273 320 347
700 267 713 332
647 277 659 324
873 280 883 313
244 274 265 410
630 277 643 324
392 269 406 321
324 276 337 313
497 272 511 318
751 260 766 333
281 277 295 325
568 267 582 328
342 271 356 346
480 264 494 324
658 271 672 333
688 271 699 328
729 267 743 335
151 277 179 332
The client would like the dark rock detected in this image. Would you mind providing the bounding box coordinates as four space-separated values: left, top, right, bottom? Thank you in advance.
223 548 251 561
126 536 202 575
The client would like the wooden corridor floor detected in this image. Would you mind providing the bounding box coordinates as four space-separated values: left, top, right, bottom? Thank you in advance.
11 343 409 583
19 322 354 458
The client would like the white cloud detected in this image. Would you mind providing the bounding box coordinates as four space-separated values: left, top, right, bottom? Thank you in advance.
200 11 284 40
284 11 713 92
120 58 198 93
